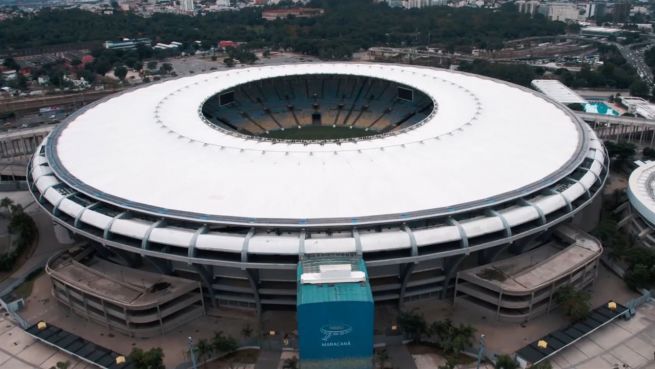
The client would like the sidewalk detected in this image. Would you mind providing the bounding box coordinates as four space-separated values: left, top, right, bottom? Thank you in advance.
388 343 418 369
548 300 655 369
254 349 281 369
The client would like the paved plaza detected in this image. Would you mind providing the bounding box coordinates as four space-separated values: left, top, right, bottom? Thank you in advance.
0 308 92 369
549 300 655 369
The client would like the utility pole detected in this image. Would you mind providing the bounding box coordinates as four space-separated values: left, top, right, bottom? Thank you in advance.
188 336 198 369
476 334 486 369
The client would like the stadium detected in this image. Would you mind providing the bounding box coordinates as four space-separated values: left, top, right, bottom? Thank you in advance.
28 63 607 317
622 161 655 248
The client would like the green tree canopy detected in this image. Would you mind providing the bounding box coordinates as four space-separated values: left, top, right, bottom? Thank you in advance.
555 285 591 322
128 347 165 369
397 310 428 342
114 65 128 80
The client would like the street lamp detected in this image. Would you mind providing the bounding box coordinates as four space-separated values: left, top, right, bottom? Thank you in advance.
188 336 198 369
476 334 486 369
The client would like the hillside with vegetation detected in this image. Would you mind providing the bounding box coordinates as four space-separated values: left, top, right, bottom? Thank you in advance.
0 0 566 59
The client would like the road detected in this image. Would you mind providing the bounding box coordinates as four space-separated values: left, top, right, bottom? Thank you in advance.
614 43 654 87
575 35 654 88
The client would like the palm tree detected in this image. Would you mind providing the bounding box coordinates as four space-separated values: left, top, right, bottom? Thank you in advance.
0 197 14 210
212 331 238 354
376 348 390 369
429 319 475 356
195 338 213 368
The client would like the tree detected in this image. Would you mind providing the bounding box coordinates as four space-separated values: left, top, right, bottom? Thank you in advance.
114 66 128 81
158 63 173 75
0 197 14 210
195 338 213 368
495 354 518 369
2 57 19 71
630 80 650 98
429 319 475 355
79 69 96 84
624 263 654 290
94 59 112 76
211 331 238 353
643 147 655 160
458 60 535 87
0 201 36 271
375 348 390 369
604 140 636 167
555 285 591 322
8 74 28 91
567 103 584 111
128 347 165 369
397 310 428 342
147 61 158 70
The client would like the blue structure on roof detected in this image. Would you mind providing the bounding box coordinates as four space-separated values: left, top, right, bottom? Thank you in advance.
297 257 374 369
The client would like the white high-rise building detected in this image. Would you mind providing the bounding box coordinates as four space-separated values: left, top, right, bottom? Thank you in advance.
376 0 446 7
516 0 540 15
538 2 579 22
403 0 447 8
180 0 194 12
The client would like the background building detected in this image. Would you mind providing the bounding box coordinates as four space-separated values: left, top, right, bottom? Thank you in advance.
180 0 194 12
538 2 580 22
516 0 540 16
620 160 655 249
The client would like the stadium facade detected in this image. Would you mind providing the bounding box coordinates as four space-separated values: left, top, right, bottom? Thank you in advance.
622 160 655 248
28 63 608 315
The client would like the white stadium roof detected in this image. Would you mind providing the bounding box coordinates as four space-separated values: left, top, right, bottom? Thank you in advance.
46 63 586 224
531 79 587 105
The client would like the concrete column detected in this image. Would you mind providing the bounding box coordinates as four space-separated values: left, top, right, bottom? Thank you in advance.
398 262 416 309
123 306 131 334
192 264 217 308
157 305 164 335
441 254 466 299
82 293 90 322
100 300 110 329
63 284 74 314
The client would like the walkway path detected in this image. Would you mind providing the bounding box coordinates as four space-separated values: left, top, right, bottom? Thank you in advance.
0 307 92 369
387 343 418 369
254 349 281 369
549 301 655 369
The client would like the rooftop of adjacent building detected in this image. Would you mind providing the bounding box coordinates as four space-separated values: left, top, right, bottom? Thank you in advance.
46 247 200 307
457 225 602 293
297 256 373 304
